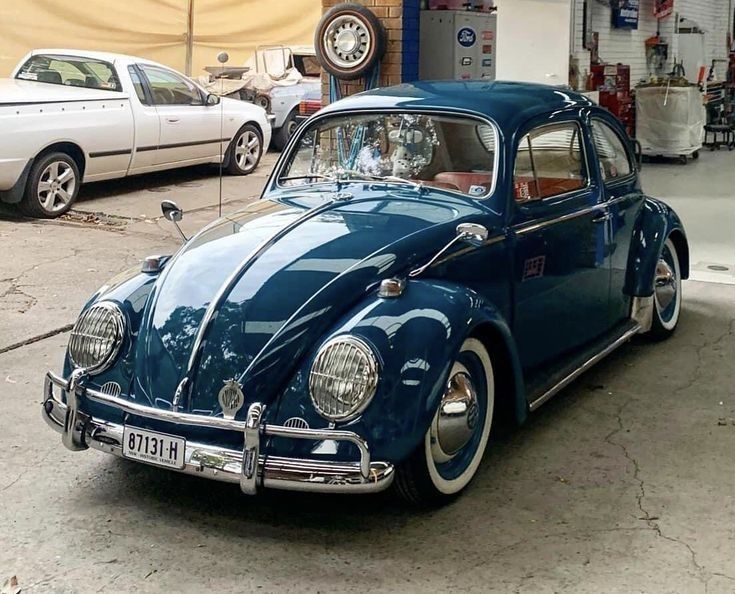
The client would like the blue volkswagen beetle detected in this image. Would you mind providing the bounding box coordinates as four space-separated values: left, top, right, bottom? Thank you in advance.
43 81 688 505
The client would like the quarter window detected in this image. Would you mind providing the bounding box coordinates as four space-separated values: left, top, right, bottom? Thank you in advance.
591 120 633 181
514 122 586 202
127 67 148 104
139 65 203 106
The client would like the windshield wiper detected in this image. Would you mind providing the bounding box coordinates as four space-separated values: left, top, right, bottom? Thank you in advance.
279 174 338 183
337 170 425 193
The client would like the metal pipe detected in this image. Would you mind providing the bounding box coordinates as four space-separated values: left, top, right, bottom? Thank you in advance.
185 0 194 76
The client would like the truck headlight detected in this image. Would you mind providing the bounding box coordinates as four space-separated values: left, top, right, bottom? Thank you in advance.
309 336 379 422
68 302 125 375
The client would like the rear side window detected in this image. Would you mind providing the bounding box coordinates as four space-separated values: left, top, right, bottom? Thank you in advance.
15 54 122 91
591 120 633 181
514 122 587 202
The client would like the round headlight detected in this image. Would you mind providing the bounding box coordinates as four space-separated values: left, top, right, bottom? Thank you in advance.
309 336 379 422
68 302 125 375
254 95 271 112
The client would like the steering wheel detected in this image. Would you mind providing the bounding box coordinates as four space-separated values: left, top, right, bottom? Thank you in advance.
154 87 175 104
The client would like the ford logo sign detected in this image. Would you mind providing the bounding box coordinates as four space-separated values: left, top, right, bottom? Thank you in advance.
457 27 476 48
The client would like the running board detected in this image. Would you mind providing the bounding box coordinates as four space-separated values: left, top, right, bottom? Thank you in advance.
528 322 641 412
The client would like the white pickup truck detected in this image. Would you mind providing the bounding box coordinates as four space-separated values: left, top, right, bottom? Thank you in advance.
0 49 271 218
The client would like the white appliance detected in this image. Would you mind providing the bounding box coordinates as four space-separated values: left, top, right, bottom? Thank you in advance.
419 10 498 80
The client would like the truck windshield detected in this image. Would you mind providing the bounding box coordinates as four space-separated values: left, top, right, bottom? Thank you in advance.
15 54 122 92
279 112 497 198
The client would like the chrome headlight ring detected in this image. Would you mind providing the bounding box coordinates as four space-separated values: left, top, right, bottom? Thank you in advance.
68 301 125 375
309 335 379 422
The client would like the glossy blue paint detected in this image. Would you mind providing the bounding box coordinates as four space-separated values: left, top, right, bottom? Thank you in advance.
625 197 689 297
268 279 525 463
56 81 688 472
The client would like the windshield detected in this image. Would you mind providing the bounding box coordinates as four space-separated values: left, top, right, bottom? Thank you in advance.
15 54 122 92
279 112 497 198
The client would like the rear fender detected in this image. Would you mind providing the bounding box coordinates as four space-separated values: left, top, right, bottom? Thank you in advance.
625 198 689 297
271 279 525 463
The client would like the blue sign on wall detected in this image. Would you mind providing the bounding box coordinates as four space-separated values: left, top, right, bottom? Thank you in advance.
457 27 477 48
612 0 639 29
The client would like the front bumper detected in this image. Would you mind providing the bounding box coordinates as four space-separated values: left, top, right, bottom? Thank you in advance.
42 371 394 495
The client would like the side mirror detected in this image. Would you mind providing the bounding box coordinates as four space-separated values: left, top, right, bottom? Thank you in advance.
161 200 187 242
206 93 220 106
456 223 489 247
161 200 183 222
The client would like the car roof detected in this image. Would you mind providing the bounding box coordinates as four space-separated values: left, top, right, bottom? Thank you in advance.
27 48 169 70
319 80 595 134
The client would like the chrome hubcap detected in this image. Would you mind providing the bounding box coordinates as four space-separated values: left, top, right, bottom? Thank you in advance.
37 161 75 212
324 15 371 69
655 258 677 311
430 371 479 464
235 131 260 171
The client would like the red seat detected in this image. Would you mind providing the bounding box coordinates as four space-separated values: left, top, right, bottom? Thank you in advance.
433 172 492 195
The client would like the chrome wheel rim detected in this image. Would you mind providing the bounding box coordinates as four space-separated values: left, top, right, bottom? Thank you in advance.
323 15 372 70
425 338 493 494
37 161 76 213
654 242 680 326
235 131 260 172
655 259 676 312
430 371 480 464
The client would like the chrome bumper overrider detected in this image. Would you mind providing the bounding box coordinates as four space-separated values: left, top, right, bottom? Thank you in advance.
42 371 394 494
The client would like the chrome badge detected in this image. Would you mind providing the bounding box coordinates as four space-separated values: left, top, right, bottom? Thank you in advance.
218 379 245 419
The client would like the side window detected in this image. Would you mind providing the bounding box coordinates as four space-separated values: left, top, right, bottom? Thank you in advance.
139 65 202 106
590 120 633 181
127 67 148 104
514 122 586 203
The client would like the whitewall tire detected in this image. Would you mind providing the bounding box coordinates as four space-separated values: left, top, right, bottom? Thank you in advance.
395 337 494 505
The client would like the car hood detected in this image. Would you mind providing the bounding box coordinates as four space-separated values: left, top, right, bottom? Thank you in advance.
133 190 489 416
0 78 128 104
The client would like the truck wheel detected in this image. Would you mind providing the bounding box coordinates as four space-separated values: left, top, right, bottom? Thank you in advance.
20 152 80 218
272 109 299 152
315 3 387 81
226 124 262 175
394 337 494 506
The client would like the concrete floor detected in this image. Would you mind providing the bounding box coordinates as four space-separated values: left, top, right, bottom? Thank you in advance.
1 151 734 593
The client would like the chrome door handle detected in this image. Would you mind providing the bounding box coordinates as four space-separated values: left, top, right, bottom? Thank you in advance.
592 212 612 224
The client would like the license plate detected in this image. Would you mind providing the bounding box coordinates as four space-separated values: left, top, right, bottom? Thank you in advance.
122 426 186 469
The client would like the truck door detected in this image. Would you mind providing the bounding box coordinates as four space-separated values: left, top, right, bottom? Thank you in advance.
137 64 223 166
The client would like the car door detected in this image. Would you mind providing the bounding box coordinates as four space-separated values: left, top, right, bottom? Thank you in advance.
510 118 612 375
137 64 222 166
125 65 160 173
589 115 645 325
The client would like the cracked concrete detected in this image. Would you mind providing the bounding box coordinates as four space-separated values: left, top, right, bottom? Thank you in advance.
1 155 735 592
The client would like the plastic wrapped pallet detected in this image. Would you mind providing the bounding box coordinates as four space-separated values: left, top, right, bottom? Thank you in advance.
636 85 705 158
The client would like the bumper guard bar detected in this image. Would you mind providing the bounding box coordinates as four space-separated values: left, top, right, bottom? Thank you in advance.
43 371 394 495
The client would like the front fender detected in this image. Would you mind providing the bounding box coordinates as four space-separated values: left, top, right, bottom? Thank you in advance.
270 279 525 464
625 197 689 297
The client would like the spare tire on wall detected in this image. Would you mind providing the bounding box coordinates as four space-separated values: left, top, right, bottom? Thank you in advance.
315 3 388 81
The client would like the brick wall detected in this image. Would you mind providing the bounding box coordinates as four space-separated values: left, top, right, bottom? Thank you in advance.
321 0 410 103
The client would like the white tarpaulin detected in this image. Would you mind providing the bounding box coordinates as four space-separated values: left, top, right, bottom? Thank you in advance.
0 0 320 77
636 85 706 157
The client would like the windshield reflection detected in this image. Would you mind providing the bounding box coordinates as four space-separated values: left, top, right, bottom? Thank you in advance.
279 112 498 198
